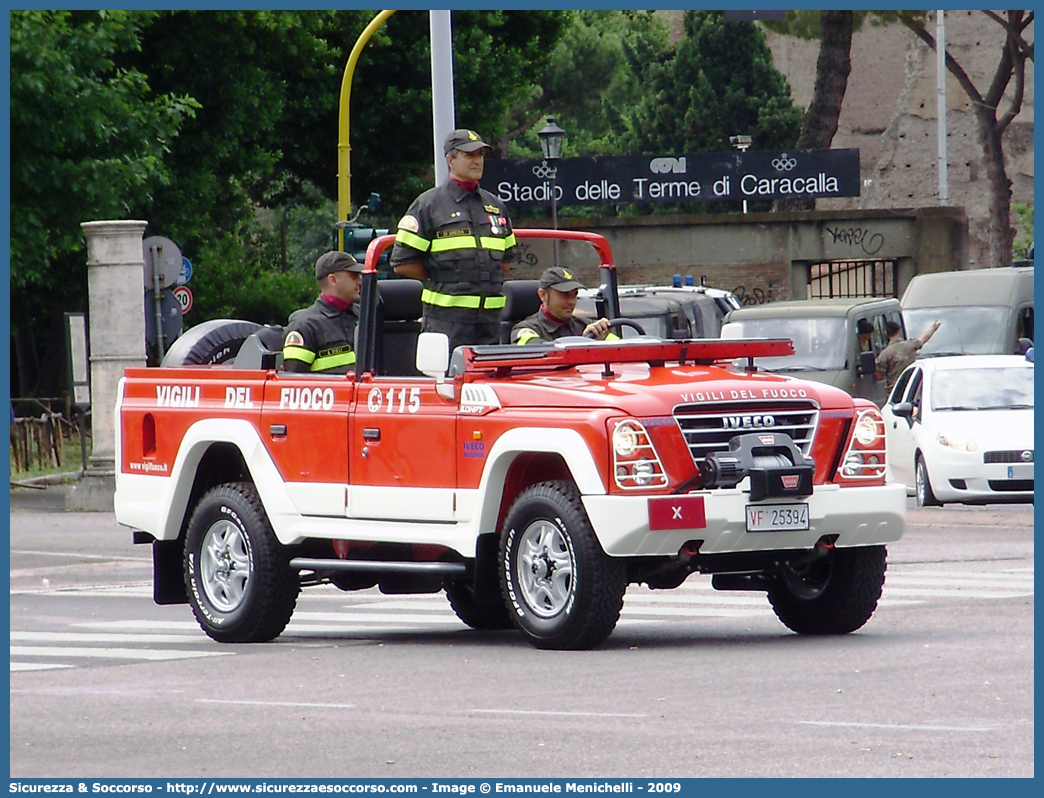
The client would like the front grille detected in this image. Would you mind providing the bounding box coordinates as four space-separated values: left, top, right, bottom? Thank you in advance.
984 450 1034 464
988 479 1034 492
673 400 819 463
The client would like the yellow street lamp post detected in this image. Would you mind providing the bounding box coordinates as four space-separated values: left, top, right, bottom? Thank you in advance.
337 9 396 251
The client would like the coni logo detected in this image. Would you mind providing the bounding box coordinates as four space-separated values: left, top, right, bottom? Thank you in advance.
649 157 687 174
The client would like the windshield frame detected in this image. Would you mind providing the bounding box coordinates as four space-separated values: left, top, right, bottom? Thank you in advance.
903 305 1012 356
721 315 849 371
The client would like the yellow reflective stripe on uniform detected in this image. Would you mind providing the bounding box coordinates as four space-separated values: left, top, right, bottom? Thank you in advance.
422 289 481 309
515 329 541 345
312 350 356 371
502 232 517 249
421 290 506 310
606 332 621 341
479 236 512 252
430 236 478 253
283 346 316 364
395 229 431 252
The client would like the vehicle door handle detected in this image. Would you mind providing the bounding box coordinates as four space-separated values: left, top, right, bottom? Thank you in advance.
363 428 381 441
269 424 287 438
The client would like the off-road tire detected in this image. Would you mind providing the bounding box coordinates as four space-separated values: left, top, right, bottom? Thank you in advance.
445 581 513 630
915 455 941 507
162 319 261 366
184 482 299 643
767 545 887 635
499 481 626 650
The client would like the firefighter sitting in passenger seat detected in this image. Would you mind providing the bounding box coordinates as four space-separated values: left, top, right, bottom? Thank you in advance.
511 267 618 344
281 251 363 373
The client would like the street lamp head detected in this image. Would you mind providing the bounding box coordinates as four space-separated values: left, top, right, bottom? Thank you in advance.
729 135 752 151
537 116 566 161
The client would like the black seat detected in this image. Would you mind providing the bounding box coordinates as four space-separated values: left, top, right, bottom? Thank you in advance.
232 324 284 370
499 280 541 343
376 279 424 376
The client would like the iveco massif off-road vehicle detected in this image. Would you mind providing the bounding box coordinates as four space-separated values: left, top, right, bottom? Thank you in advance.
115 230 904 650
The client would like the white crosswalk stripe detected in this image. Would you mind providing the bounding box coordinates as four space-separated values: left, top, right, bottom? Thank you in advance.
10 566 1032 671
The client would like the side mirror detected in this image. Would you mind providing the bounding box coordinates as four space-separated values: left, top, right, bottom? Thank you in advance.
858 351 877 377
416 332 454 399
416 332 449 379
892 401 914 419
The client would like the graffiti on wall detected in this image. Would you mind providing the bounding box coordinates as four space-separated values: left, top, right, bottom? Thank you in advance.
732 285 769 306
824 226 885 256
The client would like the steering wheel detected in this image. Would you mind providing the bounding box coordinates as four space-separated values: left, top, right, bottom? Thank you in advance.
585 317 647 338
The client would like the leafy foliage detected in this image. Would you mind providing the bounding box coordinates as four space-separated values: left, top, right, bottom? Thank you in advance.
186 226 317 328
618 12 801 154
9 10 196 302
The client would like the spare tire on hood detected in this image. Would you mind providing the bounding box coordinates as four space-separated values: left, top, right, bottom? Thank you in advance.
161 319 262 366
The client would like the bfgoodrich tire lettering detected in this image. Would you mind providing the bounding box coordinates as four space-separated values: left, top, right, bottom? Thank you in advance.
767 545 887 635
184 482 299 642
499 481 626 650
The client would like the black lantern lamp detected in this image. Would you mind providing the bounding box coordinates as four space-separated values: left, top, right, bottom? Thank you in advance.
537 116 566 263
537 116 566 161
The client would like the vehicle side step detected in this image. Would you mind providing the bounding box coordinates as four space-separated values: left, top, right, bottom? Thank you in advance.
289 558 467 576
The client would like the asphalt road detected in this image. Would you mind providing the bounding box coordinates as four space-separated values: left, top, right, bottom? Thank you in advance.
8 497 1034 779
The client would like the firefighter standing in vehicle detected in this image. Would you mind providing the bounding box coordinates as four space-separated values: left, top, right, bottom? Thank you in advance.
512 267 615 344
281 251 363 373
390 129 517 352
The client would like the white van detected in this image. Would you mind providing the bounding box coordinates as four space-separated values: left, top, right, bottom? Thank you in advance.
901 267 1034 356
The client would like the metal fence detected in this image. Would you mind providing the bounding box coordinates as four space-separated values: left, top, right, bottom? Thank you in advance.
808 259 898 299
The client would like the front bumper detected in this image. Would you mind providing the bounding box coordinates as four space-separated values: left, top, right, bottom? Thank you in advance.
583 482 906 557
928 456 1034 503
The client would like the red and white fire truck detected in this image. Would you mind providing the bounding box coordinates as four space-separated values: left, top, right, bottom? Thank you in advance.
115 230 905 650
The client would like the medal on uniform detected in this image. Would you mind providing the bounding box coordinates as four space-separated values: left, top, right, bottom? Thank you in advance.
488 214 499 235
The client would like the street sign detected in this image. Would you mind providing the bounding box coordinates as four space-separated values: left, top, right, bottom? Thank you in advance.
172 286 194 314
142 236 182 288
177 256 193 285
482 148 861 206
64 312 90 409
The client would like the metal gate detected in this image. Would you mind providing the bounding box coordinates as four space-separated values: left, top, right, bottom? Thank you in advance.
808 259 898 299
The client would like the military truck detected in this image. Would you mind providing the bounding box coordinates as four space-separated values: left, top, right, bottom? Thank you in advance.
901 266 1034 357
721 297 904 406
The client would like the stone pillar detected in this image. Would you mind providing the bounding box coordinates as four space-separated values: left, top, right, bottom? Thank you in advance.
70 220 148 511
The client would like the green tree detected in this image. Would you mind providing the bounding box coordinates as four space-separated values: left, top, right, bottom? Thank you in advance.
619 11 801 156
497 11 672 158
9 10 196 394
123 11 345 247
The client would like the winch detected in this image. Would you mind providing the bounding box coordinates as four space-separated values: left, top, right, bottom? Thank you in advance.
697 432 815 500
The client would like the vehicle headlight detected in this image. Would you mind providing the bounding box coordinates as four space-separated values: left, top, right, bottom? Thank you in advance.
613 422 640 457
632 459 655 486
937 433 977 452
841 452 863 477
853 413 879 446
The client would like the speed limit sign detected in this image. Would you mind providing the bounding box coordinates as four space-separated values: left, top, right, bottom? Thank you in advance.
172 285 193 314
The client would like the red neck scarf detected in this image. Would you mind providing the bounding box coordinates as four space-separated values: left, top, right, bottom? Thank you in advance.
450 175 479 193
320 292 352 311
541 306 568 325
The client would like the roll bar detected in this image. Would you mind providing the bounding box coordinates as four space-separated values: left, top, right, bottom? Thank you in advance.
355 229 621 377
